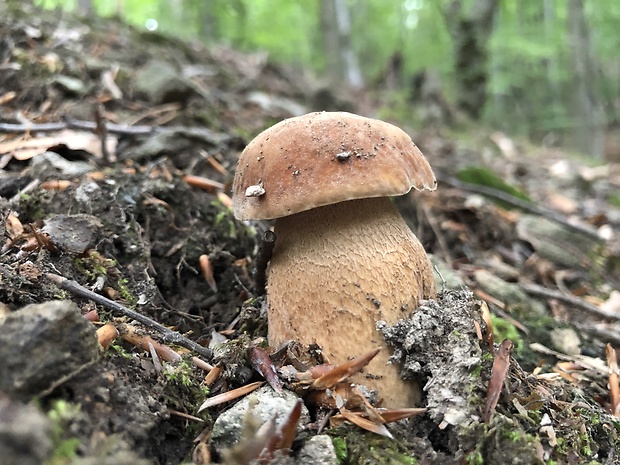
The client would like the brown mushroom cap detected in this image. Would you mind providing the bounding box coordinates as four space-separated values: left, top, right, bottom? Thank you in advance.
233 111 436 220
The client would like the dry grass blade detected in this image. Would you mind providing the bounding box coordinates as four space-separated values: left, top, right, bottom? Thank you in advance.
198 381 263 412
192 442 211 465
337 408 394 439
311 348 381 390
183 174 225 192
480 300 494 351
199 254 218 293
248 346 282 393
120 323 182 363
96 323 119 349
377 407 427 423
203 363 222 386
606 343 620 417
168 409 204 422
277 399 302 451
483 339 513 423
225 415 277 465
192 356 214 372
259 400 302 462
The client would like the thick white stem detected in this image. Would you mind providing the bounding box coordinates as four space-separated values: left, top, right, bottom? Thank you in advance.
267 197 436 407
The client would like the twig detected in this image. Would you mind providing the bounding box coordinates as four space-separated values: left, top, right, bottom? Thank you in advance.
0 120 231 146
254 230 276 296
420 203 452 264
46 273 213 360
91 105 112 164
520 281 620 322
0 120 154 135
38 359 98 398
435 171 601 241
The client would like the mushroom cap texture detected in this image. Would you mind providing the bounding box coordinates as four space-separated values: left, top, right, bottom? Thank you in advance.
232 111 437 220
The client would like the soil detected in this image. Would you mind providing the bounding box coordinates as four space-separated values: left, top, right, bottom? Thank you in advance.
1 3 620 465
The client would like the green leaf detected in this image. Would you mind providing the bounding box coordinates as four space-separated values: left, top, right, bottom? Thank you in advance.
456 166 530 207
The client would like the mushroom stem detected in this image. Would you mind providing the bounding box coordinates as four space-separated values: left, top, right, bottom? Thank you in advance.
267 197 436 407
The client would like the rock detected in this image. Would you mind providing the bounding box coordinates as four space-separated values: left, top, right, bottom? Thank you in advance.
52 75 91 96
42 214 103 254
296 435 337 465
30 151 94 178
549 328 581 355
0 300 99 400
72 450 152 465
430 254 465 290
516 214 602 269
474 269 546 314
378 290 483 425
0 394 52 465
134 60 194 104
246 91 308 118
211 385 309 454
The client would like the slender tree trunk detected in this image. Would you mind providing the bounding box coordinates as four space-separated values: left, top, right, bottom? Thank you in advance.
444 0 498 120
320 0 363 89
76 0 94 16
567 0 605 157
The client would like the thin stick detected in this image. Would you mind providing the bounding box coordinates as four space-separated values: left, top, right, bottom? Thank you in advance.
46 273 213 360
436 171 601 241
0 120 230 146
254 230 276 296
520 281 620 322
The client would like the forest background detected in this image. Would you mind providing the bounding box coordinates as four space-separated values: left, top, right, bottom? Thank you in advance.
33 0 620 161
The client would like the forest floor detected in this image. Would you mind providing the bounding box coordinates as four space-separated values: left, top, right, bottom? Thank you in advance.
1 3 620 465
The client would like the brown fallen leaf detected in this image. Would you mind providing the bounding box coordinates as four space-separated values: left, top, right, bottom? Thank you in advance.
334 408 393 439
259 399 302 462
483 339 513 423
198 381 264 412
311 348 380 390
248 346 282 393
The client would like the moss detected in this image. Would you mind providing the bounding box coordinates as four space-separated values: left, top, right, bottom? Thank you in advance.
116 278 136 306
332 437 348 464
73 251 118 280
491 315 523 354
161 357 210 420
108 341 133 359
465 451 484 465
470 363 483 378
609 192 620 209
329 425 418 464
44 400 82 465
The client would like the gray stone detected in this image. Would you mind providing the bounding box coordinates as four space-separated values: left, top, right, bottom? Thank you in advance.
0 300 99 400
211 386 309 454
296 435 337 465
134 60 194 104
0 394 52 465
42 214 103 254
474 269 546 314
30 151 94 178
430 254 465 290
517 214 601 269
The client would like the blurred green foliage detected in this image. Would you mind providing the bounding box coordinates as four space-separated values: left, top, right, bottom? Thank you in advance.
35 0 619 146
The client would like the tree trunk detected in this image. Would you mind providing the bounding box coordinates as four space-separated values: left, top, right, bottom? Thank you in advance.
444 0 499 120
567 0 605 157
76 0 94 16
320 0 363 89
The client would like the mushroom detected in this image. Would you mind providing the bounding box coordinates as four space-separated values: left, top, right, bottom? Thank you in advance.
232 111 437 407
